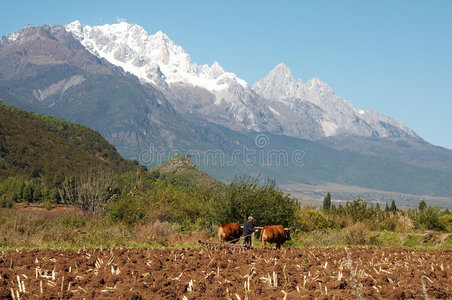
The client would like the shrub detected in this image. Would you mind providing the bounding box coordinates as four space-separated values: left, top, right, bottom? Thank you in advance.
334 199 375 222
213 176 297 227
375 213 413 232
144 180 214 230
330 214 354 229
108 195 147 226
344 222 369 245
295 207 335 231
395 213 415 231
417 206 444 231
0 195 13 208
378 216 398 231
439 214 452 232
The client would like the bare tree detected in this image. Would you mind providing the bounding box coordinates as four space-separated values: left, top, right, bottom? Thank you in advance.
58 168 115 215
58 177 78 206
78 168 114 214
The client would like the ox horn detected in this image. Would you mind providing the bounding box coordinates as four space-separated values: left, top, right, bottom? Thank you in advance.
284 227 292 231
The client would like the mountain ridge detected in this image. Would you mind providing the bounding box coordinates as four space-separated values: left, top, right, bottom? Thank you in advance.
64 20 419 142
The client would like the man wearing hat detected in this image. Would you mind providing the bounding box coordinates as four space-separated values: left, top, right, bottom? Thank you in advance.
242 216 255 247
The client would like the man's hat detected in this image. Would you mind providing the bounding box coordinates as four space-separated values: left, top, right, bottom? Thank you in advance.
248 216 254 221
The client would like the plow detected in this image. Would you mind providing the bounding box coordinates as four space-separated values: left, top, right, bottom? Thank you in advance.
199 226 264 249
198 240 253 249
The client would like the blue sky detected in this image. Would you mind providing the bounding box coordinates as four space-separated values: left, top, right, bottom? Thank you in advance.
1 0 451 149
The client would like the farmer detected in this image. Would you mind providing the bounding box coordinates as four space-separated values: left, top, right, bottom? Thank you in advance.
242 216 255 247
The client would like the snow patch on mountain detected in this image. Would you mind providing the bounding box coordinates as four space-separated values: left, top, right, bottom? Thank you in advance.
32 75 85 102
268 106 281 116
321 120 338 137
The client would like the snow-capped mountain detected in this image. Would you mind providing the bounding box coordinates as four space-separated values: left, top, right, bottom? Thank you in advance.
254 63 419 139
64 20 418 141
64 20 280 132
65 21 247 91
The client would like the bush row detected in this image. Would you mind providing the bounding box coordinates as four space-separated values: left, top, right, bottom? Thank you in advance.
1 168 451 235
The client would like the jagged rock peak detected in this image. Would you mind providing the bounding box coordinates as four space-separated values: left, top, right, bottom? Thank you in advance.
253 62 302 101
257 63 296 85
1 24 35 44
65 20 83 38
209 61 225 78
271 62 294 78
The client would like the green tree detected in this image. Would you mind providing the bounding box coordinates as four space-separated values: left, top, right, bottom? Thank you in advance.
214 176 297 227
375 202 381 212
22 183 33 202
418 200 427 211
417 206 443 230
331 203 337 211
390 200 397 214
341 198 373 222
323 192 332 211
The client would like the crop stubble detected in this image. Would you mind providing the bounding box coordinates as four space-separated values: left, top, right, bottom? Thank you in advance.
0 247 450 299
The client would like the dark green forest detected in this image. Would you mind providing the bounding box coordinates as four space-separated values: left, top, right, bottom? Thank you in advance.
0 101 134 180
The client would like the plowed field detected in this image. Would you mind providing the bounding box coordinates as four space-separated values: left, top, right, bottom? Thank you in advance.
0 247 450 299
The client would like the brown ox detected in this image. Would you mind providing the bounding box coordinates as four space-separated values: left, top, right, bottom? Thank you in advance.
217 222 243 243
260 225 292 249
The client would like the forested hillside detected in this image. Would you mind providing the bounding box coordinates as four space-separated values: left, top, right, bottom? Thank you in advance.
0 102 134 181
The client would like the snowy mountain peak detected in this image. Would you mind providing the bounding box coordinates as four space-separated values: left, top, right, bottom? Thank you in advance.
65 20 83 39
263 63 295 84
273 62 293 77
209 61 225 78
66 20 82 31
154 30 168 39
253 62 301 101
305 77 333 95
254 63 339 104
64 20 246 92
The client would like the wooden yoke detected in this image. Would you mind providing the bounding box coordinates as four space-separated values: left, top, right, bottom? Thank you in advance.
240 226 291 230
240 226 263 230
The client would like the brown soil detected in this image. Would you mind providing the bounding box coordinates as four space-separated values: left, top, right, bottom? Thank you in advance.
0 247 450 299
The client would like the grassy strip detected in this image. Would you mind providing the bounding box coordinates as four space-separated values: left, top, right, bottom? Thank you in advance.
1 209 450 250
287 229 452 250
0 209 211 250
